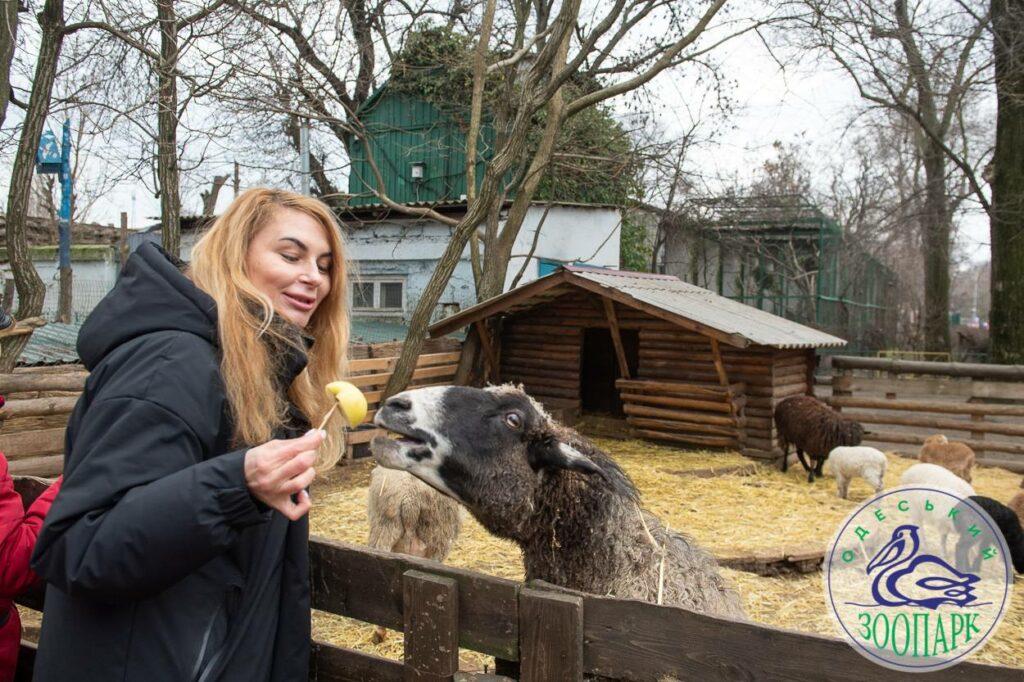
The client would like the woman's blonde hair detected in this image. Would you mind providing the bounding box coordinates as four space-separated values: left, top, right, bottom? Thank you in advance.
190 188 349 467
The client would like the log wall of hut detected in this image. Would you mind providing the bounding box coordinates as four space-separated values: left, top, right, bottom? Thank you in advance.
634 328 814 458
499 291 586 416
496 290 816 460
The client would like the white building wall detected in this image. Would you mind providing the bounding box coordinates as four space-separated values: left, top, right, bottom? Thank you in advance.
504 205 621 290
344 203 622 320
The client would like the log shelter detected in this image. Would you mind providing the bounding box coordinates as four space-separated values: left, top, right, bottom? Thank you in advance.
428 265 846 461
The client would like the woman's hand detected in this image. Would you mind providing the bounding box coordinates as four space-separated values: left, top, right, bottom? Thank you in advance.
244 429 324 520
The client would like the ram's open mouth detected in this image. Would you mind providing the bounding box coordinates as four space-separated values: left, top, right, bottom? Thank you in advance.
384 428 427 447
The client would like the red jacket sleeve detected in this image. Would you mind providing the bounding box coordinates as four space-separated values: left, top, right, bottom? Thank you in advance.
0 455 62 598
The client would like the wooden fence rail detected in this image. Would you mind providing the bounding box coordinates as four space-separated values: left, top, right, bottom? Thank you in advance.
827 355 1024 471
306 538 1024 680
0 346 461 475
12 490 1024 680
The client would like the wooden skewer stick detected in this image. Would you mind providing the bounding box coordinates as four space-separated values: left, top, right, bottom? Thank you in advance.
316 403 338 431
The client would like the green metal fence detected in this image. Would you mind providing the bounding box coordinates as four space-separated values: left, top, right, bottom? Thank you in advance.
689 196 898 353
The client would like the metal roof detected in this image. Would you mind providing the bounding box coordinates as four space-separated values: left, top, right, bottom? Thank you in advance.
340 199 622 222
428 265 847 349
18 322 83 366
15 318 462 367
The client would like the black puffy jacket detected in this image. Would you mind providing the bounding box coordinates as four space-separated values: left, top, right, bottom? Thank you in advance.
31 242 312 681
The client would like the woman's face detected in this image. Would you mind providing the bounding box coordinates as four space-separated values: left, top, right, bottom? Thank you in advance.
245 208 333 328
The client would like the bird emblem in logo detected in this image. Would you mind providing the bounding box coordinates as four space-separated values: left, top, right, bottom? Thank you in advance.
862 524 981 610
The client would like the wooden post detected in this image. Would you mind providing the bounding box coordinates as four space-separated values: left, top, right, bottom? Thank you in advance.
708 338 729 388
970 413 986 452
474 320 499 384
602 298 630 380
518 586 583 682
831 369 853 410
403 570 459 682
806 349 816 396
119 211 129 268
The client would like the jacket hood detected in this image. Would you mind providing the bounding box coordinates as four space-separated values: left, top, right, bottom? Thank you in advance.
77 242 218 370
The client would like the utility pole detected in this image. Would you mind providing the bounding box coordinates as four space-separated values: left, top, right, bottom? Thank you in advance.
119 211 129 269
299 120 310 195
233 160 240 197
57 119 71 322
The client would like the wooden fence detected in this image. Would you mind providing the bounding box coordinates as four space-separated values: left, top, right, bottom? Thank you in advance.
344 349 460 448
0 341 461 476
16 534 1020 681
825 355 1024 472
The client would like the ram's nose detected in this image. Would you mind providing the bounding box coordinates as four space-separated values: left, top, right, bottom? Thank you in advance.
375 394 413 427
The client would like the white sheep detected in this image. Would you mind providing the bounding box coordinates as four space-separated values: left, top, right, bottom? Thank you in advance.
900 462 977 552
367 466 462 642
900 462 976 498
824 446 887 499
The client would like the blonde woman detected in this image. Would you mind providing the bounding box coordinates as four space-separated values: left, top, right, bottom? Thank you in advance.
31 189 348 681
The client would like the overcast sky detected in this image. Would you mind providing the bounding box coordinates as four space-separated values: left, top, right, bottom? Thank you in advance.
655 29 992 266
69 16 994 267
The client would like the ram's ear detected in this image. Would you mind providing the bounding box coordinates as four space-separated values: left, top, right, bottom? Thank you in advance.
527 434 608 481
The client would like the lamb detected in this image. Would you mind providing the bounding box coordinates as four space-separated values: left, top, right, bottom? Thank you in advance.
823 446 887 499
900 463 976 552
899 462 976 497
774 395 863 483
370 384 746 620
955 496 1024 574
918 434 975 483
366 466 461 642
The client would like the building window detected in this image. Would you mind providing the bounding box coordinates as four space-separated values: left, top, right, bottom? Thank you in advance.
380 282 403 309
352 282 375 309
352 279 405 313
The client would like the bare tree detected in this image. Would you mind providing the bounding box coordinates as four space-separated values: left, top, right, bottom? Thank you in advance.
70 0 238 255
380 0 756 397
1 0 69 370
0 0 27 130
794 0 992 352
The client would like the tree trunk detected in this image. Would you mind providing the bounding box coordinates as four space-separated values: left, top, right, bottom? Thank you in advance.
381 99 545 399
0 0 65 371
921 145 952 353
0 0 19 129
477 27 570 303
57 266 72 323
397 28 572 398
157 0 181 257
990 0 1024 363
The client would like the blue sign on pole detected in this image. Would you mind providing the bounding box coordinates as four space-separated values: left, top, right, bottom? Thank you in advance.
34 120 73 270
35 130 61 172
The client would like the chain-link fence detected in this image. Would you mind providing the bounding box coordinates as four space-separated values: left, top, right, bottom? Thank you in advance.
6 275 115 324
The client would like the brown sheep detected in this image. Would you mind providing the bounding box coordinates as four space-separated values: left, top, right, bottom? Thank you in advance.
774 395 863 483
918 434 975 483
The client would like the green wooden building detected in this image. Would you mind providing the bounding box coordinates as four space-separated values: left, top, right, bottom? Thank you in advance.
347 86 493 207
